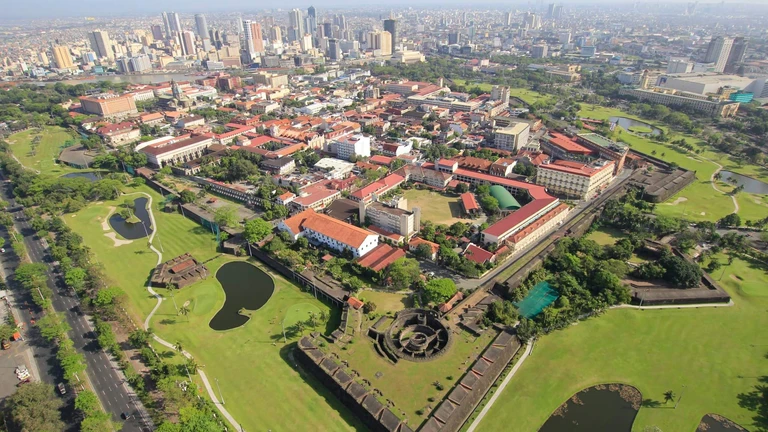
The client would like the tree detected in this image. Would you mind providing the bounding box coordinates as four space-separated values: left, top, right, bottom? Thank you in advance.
243 217 273 243
178 304 190 321
214 205 239 228
483 301 519 326
718 213 741 228
36 312 71 342
179 190 196 204
414 243 435 260
64 267 87 292
386 258 421 290
80 411 114 432
664 390 675 404
423 278 457 304
174 341 184 354
74 390 100 417
6 382 65 432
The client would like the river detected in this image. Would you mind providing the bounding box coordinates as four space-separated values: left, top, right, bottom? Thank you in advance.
34 72 205 86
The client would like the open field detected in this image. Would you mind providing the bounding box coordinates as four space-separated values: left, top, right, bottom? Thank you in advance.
65 185 219 323
7 126 79 175
325 324 496 428
450 79 554 105
585 227 626 246
477 254 768 432
151 256 361 431
357 290 411 313
403 189 476 226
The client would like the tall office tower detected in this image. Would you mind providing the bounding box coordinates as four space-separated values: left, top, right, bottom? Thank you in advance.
129 55 152 72
38 52 50 65
322 23 333 39
548 3 556 17
667 57 693 73
558 31 571 44
383 19 397 48
504 12 513 26
270 26 282 43
151 25 164 41
182 31 196 56
335 14 347 31
448 32 460 45
553 5 564 19
168 12 182 33
195 14 209 39
289 9 305 42
88 30 114 60
307 6 317 34
725 37 747 73
704 36 733 73
523 13 540 30
264 16 275 27
367 30 392 55
328 38 341 61
52 45 73 69
210 29 223 49
162 12 172 38
243 20 264 59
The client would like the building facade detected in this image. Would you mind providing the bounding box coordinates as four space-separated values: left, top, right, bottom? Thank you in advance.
536 160 614 200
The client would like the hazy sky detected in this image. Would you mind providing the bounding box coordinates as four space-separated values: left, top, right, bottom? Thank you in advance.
3 0 759 21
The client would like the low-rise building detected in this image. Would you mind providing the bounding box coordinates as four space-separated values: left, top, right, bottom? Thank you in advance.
177 115 206 129
79 93 138 119
139 112 166 126
314 158 354 179
335 134 371 160
408 237 439 261
536 159 615 200
349 173 405 202
278 208 379 258
360 198 420 238
493 122 530 152
260 157 296 175
140 135 214 167
96 122 140 147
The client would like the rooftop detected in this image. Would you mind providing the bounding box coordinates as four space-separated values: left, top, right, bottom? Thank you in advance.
578 133 628 153
539 159 615 177
356 244 406 272
282 208 374 249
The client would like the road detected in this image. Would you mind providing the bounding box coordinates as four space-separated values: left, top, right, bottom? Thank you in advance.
0 179 152 432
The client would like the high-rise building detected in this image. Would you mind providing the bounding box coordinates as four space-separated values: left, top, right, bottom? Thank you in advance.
448 32 460 45
328 38 341 61
130 55 152 72
52 45 73 69
289 9 305 42
531 44 548 58
667 57 694 74
88 30 114 60
151 25 164 41
300 33 314 52
704 36 733 73
383 19 397 48
367 30 392 55
504 12 513 26
195 14 209 39
307 6 317 34
182 31 196 56
161 12 172 39
322 22 333 39
523 13 540 30
725 37 747 74
243 20 264 59
270 26 282 43
548 3 556 17
334 14 347 31
168 12 182 33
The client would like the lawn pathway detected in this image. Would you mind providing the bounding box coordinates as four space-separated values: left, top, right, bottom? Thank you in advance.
136 192 242 431
706 159 739 214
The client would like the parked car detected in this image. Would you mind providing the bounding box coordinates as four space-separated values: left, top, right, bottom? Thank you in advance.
0 248 5 253
57 382 66 394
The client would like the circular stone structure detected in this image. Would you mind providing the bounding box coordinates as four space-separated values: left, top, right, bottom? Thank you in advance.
382 309 452 362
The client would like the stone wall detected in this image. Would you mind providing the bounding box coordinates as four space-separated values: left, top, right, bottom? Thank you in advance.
420 329 521 432
296 337 415 432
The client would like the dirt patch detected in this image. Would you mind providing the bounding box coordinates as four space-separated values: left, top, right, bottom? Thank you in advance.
700 212 706 216
730 274 743 282
104 231 133 247
668 197 688 205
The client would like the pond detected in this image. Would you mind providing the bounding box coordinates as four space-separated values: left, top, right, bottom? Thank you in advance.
609 117 662 136
539 384 641 432
209 261 275 331
108 197 153 240
697 414 746 432
718 170 768 195
62 172 101 182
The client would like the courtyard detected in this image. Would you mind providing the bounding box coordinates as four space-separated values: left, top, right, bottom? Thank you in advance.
403 189 481 226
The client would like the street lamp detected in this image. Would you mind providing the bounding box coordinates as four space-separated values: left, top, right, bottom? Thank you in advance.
215 377 224 405
675 385 686 409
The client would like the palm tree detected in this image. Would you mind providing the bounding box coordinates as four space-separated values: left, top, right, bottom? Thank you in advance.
186 358 199 375
178 305 190 321
294 321 306 336
174 341 184 354
308 312 317 328
319 310 329 323
663 390 675 404
661 152 666 158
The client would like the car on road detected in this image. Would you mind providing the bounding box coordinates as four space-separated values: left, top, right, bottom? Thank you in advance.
57 382 66 394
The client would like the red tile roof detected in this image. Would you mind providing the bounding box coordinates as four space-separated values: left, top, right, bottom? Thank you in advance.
510 203 569 243
355 244 406 272
463 244 494 265
408 237 439 255
460 192 480 212
482 197 557 237
539 160 614 177
545 132 592 154
350 173 404 201
370 155 394 166
347 297 365 310
285 208 374 248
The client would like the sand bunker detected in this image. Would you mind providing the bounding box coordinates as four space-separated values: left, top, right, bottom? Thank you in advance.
104 231 133 247
668 197 688 205
101 206 116 231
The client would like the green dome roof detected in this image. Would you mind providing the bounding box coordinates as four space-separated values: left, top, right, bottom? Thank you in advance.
489 185 521 210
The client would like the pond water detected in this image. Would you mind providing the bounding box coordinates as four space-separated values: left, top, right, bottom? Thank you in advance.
539 384 641 432
697 414 746 432
609 117 662 136
62 172 101 182
209 261 275 331
108 197 153 240
718 170 768 195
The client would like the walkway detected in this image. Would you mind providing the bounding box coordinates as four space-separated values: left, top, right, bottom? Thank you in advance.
136 192 241 430
707 159 739 214
466 340 533 432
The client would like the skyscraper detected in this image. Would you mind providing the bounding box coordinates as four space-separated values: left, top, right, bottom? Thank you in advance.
289 9 305 42
195 14 209 39
328 38 341 61
504 12 513 26
307 6 317 34
448 32 460 45
322 23 333 39
243 20 264 59
161 12 172 39
52 46 73 69
383 19 397 49
168 12 182 33
182 31 196 56
704 36 733 73
725 37 747 74
270 26 282 43
88 30 114 60
367 30 392 55
151 25 164 41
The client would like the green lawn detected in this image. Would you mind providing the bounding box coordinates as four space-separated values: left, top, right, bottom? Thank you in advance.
151 256 361 431
65 185 220 323
357 290 411 314
7 126 79 175
451 79 554 105
325 324 496 428
585 227 627 246
403 189 474 226
478 254 768 432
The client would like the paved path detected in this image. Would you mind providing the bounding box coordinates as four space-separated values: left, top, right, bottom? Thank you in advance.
466 340 533 432
138 193 241 431
707 160 739 215
615 300 734 310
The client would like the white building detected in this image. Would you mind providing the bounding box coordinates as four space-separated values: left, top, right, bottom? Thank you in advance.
314 157 354 179
493 123 530 152
298 102 326 115
335 134 371 160
278 209 379 258
359 199 420 238
536 160 615 200
140 135 214 167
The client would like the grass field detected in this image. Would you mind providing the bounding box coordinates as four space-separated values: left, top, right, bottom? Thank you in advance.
403 189 475 225
450 79 555 105
151 257 361 431
7 126 79 175
65 185 220 323
326 325 496 428
282 303 323 329
357 290 411 313
478 254 768 432
585 227 626 246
